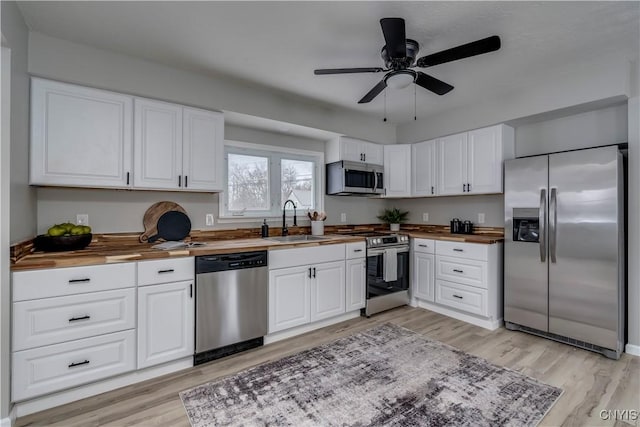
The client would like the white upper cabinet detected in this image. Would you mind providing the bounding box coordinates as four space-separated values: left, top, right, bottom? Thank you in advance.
412 140 437 197
436 124 514 196
30 78 133 188
134 100 224 191
182 107 224 191
326 136 384 166
134 98 183 190
437 132 468 195
384 144 412 197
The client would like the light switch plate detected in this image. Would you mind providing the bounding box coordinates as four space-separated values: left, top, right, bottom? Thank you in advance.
478 213 485 224
422 213 429 222
76 214 89 225
205 214 214 226
340 213 347 223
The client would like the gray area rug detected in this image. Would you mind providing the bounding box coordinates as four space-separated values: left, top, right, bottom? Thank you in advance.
180 323 562 426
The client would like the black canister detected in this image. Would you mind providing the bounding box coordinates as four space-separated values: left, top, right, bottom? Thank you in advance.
463 220 474 234
450 218 461 234
261 219 269 238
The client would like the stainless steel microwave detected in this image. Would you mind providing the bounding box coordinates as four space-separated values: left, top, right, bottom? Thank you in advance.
326 161 385 196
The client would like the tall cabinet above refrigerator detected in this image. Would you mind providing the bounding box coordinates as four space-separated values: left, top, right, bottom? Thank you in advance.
504 146 625 359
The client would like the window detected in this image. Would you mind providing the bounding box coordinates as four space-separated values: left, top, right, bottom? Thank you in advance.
222 141 323 219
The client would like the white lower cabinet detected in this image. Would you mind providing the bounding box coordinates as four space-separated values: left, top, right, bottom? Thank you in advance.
12 330 136 401
137 281 194 369
269 266 311 332
345 258 366 311
311 261 346 321
268 244 353 334
412 252 435 301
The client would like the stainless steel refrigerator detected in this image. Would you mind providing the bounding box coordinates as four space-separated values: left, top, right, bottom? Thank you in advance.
504 146 625 359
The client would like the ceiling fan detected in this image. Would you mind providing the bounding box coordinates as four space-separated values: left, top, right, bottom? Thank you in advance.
314 18 501 104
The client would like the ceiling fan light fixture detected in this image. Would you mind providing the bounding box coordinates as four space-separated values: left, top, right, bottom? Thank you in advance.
385 71 415 89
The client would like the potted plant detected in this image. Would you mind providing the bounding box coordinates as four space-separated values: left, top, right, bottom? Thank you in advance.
377 207 409 231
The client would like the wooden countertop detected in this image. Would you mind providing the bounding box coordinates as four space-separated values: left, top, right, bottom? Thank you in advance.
405 231 504 244
10 234 366 271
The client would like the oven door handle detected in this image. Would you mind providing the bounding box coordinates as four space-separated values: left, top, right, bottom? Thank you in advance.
367 246 410 256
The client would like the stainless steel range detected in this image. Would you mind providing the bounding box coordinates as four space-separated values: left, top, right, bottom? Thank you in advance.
355 232 410 317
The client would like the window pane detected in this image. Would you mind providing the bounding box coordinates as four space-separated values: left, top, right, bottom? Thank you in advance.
228 153 269 211
281 159 314 210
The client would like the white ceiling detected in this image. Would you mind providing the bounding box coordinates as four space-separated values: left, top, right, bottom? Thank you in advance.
17 1 640 125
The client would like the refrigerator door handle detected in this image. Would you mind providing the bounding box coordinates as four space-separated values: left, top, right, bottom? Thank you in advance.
549 187 557 263
539 188 546 262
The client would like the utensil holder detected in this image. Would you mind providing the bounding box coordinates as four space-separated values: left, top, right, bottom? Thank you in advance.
311 221 324 236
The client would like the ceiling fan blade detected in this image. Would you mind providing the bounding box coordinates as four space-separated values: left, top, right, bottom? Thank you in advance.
358 79 387 104
416 35 501 68
314 67 384 75
380 18 406 59
415 72 454 95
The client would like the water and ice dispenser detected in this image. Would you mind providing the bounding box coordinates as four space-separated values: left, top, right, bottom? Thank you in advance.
512 208 540 242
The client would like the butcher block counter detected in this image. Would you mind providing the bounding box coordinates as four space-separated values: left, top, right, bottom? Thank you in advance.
10 224 504 271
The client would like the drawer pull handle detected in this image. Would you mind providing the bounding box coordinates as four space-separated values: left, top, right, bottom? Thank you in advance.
68 278 91 284
353 249 363 252
69 315 91 322
68 360 90 368
453 269 464 273
158 269 175 274
418 244 428 248
453 248 464 252
452 294 463 299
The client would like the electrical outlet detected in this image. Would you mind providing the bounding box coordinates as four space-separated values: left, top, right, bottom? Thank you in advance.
478 213 485 224
76 214 89 225
205 214 214 226
422 212 429 222
340 213 347 223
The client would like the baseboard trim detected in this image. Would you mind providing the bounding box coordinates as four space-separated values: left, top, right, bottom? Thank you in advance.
14 357 192 418
416 299 502 331
264 311 361 345
625 343 640 356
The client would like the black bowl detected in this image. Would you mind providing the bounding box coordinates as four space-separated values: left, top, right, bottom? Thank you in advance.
34 234 93 252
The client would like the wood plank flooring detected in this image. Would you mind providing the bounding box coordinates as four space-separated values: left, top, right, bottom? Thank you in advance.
15 307 640 426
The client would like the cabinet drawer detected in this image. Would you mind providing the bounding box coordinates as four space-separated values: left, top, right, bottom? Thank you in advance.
13 288 135 351
345 242 366 259
12 263 136 302
435 240 489 261
413 238 435 254
436 256 487 289
12 330 136 401
137 257 194 286
435 280 487 317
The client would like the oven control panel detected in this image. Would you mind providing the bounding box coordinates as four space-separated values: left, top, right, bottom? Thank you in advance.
366 234 409 248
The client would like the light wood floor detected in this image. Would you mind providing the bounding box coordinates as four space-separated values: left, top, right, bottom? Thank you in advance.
16 307 640 427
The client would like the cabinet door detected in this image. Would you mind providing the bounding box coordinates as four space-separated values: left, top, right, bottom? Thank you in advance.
268 266 311 333
182 108 224 191
384 144 411 197
137 280 194 369
30 78 133 188
467 125 503 194
412 140 437 197
363 141 384 166
345 258 366 311
412 252 435 301
340 137 364 163
437 133 467 195
133 98 183 190
310 261 346 321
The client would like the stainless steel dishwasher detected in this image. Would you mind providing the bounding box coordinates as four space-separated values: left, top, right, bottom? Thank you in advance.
194 250 268 365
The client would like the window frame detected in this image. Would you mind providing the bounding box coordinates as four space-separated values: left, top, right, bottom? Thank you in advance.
219 140 324 222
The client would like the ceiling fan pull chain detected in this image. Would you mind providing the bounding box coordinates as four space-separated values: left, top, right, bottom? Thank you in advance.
414 84 417 121
383 89 387 122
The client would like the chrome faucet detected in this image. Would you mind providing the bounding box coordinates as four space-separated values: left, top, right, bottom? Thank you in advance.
282 199 297 236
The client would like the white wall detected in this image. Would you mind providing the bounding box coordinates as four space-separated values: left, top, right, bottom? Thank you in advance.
515 104 628 157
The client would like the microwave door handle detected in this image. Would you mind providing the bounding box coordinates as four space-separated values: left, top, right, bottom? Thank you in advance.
539 188 546 262
372 169 378 192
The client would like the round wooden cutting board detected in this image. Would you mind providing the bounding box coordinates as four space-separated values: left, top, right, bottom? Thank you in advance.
139 201 187 242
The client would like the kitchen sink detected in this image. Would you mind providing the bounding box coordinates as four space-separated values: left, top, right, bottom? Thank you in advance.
266 235 328 242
